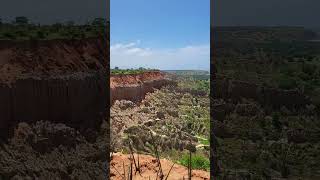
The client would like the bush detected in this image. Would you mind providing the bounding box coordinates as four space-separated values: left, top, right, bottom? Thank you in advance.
272 112 282 131
179 154 210 171
3 32 15 39
36 31 46 39
297 71 310 81
278 76 297 90
302 63 317 75
310 88 320 107
280 66 296 76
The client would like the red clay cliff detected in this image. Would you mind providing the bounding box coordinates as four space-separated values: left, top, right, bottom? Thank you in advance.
0 38 108 140
110 71 176 104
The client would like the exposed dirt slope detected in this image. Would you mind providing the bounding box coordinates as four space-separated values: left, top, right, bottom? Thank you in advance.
110 153 210 180
110 71 166 88
0 38 109 179
0 38 108 84
110 71 176 103
0 38 108 140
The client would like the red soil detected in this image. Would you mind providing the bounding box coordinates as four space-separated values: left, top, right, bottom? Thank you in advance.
110 71 167 88
110 71 175 103
0 38 108 84
110 153 210 180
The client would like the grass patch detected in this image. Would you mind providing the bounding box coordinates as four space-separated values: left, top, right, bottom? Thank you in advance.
195 135 210 146
199 138 210 146
178 154 210 171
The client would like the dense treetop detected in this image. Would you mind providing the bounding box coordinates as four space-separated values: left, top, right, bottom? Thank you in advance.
0 16 108 40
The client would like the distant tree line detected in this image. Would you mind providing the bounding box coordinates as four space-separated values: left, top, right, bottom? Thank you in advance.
0 16 108 26
0 16 109 40
111 67 159 75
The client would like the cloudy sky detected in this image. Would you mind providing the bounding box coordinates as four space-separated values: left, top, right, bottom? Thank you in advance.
111 0 210 70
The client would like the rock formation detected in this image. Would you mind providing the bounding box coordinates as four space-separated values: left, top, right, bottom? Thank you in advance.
0 38 108 140
213 78 311 109
110 71 177 104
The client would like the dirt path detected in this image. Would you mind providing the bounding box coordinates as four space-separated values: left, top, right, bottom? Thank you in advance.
110 153 210 180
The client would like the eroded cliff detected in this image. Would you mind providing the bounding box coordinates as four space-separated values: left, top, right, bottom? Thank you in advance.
110 71 176 104
0 38 108 140
0 37 108 84
213 77 311 109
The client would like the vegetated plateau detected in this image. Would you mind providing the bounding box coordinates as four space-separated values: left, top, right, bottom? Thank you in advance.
212 26 320 179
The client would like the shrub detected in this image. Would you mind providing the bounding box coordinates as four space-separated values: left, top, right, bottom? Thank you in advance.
179 154 210 171
310 88 320 107
36 31 46 39
302 63 317 75
280 66 296 76
297 71 310 81
278 76 297 90
272 112 282 131
3 32 15 39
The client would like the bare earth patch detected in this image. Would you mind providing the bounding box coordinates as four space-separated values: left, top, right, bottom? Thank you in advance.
110 153 210 180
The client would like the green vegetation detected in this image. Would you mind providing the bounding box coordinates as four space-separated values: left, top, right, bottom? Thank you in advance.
164 70 209 76
163 83 210 172
167 70 210 94
214 27 320 179
0 16 107 40
215 27 320 100
214 26 317 42
178 154 210 171
111 67 159 75
197 136 210 145
176 75 210 146
165 70 210 80
178 79 209 93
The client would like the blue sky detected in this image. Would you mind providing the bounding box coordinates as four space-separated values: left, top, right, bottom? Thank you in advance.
111 0 210 70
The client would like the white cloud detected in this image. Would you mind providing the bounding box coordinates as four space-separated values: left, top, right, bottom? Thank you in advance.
110 41 209 70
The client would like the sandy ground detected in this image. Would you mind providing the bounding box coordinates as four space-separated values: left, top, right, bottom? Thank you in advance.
110 153 210 180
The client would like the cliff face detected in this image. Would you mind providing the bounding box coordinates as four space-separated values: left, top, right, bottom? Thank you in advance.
213 78 311 109
0 38 108 84
0 38 108 140
110 71 176 104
